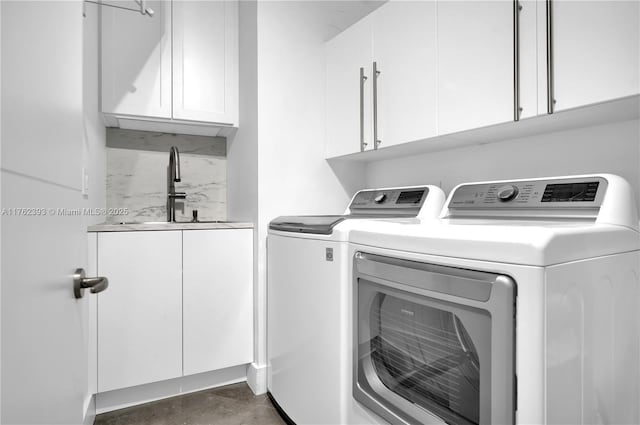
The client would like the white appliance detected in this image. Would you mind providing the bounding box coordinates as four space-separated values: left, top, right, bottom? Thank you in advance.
267 185 445 425
348 174 640 425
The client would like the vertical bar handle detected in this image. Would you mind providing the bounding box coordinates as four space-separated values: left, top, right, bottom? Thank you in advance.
372 62 381 149
360 67 368 151
546 0 555 114
513 0 522 121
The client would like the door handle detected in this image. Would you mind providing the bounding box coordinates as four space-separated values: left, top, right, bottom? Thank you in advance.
513 0 522 121
360 67 368 151
546 0 555 114
372 61 381 149
73 268 109 299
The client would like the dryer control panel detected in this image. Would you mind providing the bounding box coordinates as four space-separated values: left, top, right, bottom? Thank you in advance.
447 176 608 216
349 187 429 216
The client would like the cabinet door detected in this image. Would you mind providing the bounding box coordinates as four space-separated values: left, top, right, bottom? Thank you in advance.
437 0 514 135
372 1 438 148
325 16 373 157
101 0 172 119
543 0 639 113
172 0 238 124
97 231 182 392
183 229 253 376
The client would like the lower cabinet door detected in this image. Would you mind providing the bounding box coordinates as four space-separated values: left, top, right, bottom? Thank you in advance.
183 229 254 376
97 231 183 392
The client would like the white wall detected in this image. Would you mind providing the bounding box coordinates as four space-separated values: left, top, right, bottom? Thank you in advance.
228 1 365 391
0 1 3 420
228 0 258 225
254 0 365 371
227 0 261 390
365 119 640 209
82 3 107 421
83 3 107 226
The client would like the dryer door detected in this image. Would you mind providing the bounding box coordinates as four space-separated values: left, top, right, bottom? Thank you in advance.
353 252 516 425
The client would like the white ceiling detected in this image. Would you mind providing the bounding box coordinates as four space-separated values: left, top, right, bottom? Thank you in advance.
318 0 387 40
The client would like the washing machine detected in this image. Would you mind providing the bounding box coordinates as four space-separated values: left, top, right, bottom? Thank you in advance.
267 185 446 425
348 174 640 425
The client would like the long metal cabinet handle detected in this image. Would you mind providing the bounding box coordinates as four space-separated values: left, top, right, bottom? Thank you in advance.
372 62 381 149
360 67 368 151
513 0 522 121
546 0 555 114
73 268 109 299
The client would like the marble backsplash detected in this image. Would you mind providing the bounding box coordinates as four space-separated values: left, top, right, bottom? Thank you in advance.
106 128 226 223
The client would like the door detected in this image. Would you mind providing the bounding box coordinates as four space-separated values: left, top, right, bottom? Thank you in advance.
97 231 182 392
1 1 92 423
325 15 373 157
101 0 172 119
541 0 640 113
172 0 238 125
437 0 514 135
353 253 516 425
372 1 437 148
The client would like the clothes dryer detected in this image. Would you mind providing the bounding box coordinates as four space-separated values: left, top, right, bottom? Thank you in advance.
348 174 639 425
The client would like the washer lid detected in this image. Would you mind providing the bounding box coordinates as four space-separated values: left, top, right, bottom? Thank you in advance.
269 185 446 235
269 215 347 235
268 214 402 235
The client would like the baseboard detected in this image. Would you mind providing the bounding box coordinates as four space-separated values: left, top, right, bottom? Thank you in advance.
96 364 248 414
83 394 96 425
246 362 268 395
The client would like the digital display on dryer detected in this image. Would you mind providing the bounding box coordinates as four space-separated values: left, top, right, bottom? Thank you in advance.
396 190 425 204
541 182 599 202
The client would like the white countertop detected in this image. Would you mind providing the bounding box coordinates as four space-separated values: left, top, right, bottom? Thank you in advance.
88 221 254 232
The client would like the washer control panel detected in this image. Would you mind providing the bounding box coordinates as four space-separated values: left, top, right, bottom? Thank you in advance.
448 177 607 210
349 187 429 215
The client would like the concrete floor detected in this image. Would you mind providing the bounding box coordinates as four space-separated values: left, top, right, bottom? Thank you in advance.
94 383 287 425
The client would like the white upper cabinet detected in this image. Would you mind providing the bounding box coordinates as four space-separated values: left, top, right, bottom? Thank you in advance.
324 0 638 159
325 16 373 157
540 0 640 114
172 0 238 124
101 0 238 134
325 1 438 156
372 1 437 148
101 0 172 120
437 0 514 135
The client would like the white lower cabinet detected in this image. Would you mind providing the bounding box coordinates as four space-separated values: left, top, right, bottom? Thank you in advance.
183 229 253 376
97 231 183 392
95 228 253 393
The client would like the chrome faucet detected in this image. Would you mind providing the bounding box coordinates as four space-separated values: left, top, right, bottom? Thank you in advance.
167 146 186 222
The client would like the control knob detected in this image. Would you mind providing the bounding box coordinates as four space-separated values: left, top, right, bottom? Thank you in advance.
374 193 387 204
497 185 519 202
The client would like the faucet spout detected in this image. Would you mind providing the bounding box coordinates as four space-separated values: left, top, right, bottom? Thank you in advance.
167 146 186 222
169 146 181 182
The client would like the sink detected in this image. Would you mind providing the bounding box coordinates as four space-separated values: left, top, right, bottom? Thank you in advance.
116 221 233 225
